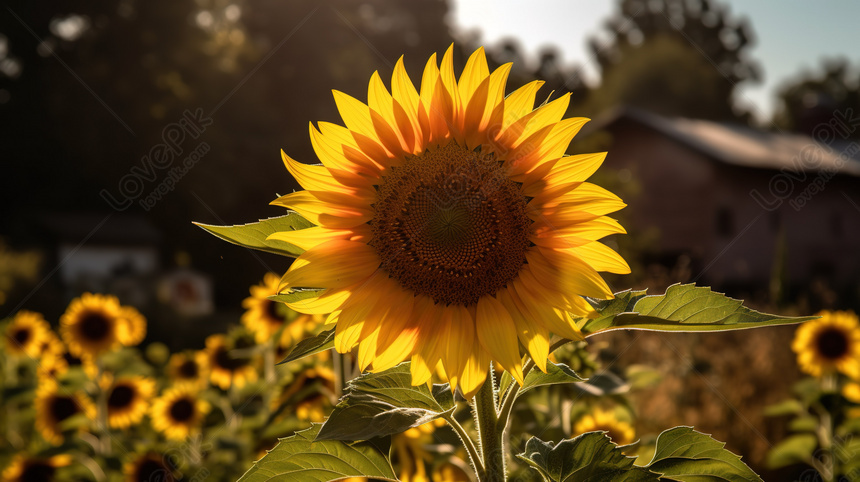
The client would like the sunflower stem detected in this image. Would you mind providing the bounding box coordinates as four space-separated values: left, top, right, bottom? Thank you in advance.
442 411 484 477
95 360 112 456
474 367 505 482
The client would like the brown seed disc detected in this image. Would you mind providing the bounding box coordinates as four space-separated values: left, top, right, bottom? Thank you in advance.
370 142 531 306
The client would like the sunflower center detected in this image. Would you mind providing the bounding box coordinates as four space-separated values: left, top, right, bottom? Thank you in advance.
135 459 175 482
178 360 199 378
169 398 195 422
370 142 531 305
214 347 247 371
108 385 135 409
816 328 849 360
12 328 30 346
49 396 79 422
21 462 55 482
264 300 284 323
79 312 110 341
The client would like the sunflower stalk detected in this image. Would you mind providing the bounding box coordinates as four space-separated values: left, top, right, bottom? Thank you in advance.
474 366 505 482
95 360 111 456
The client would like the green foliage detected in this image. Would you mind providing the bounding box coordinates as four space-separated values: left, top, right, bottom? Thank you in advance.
194 214 313 257
583 283 815 336
237 424 397 482
765 434 817 469
517 427 761 481
279 327 335 364
316 363 455 441
646 427 762 481
499 361 587 398
517 432 658 481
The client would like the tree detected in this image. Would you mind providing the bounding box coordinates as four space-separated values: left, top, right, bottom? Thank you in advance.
773 58 860 139
586 0 760 121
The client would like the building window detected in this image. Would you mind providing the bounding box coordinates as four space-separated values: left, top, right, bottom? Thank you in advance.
716 207 734 237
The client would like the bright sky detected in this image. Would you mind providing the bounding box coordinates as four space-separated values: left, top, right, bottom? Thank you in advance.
449 0 860 121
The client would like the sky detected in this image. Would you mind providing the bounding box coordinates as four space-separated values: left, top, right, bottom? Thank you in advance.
449 0 860 121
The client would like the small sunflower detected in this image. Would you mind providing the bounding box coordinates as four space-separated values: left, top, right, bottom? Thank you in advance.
269 45 628 397
167 350 210 388
36 332 70 379
60 293 124 358
573 408 635 445
205 334 258 390
103 375 156 430
242 272 291 344
392 420 445 482
792 311 860 379
274 364 336 422
4 310 50 358
150 385 211 441
432 462 472 482
2 453 72 482
35 380 95 445
123 452 179 482
274 313 325 361
118 305 147 346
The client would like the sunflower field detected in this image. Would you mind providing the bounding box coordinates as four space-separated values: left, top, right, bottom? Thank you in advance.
3 42 859 482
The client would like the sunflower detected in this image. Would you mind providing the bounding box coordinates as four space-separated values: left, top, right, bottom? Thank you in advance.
103 375 156 429
392 420 445 482
60 293 125 358
123 452 179 482
35 380 95 445
2 453 72 482
205 334 258 390
150 385 211 441
117 305 147 346
242 272 290 343
4 310 50 358
432 462 472 482
167 350 209 388
274 314 325 361
268 45 628 397
573 408 635 445
792 311 860 379
273 364 336 422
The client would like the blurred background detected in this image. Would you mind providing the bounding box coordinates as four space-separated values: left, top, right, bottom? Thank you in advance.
2 0 859 478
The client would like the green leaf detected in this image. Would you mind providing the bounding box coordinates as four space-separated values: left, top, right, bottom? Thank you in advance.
499 361 586 398
237 423 397 482
788 415 819 433
763 399 805 417
194 214 313 257
583 283 815 336
646 426 762 481
516 432 659 482
317 363 454 441
765 433 817 470
279 328 335 365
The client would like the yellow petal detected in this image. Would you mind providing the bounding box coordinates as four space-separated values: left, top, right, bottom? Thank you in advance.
267 226 361 252
501 80 544 132
459 346 490 399
285 288 351 315
333 90 382 145
280 240 379 291
498 288 549 373
563 242 630 274
526 248 613 299
476 295 524 384
281 150 352 195
511 276 586 341
510 117 590 178
270 191 372 228
498 93 570 149
530 182 626 215
441 305 473 392
410 303 445 385
525 152 607 199
458 46 490 110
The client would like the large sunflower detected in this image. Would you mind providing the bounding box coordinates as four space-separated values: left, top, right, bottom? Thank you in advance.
2 454 71 482
573 407 635 445
150 385 211 440
269 46 628 396
4 310 50 358
205 334 258 390
60 293 125 358
103 375 156 429
792 310 860 379
35 381 95 445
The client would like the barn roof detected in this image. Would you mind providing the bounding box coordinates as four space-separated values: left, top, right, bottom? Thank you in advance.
587 106 860 177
